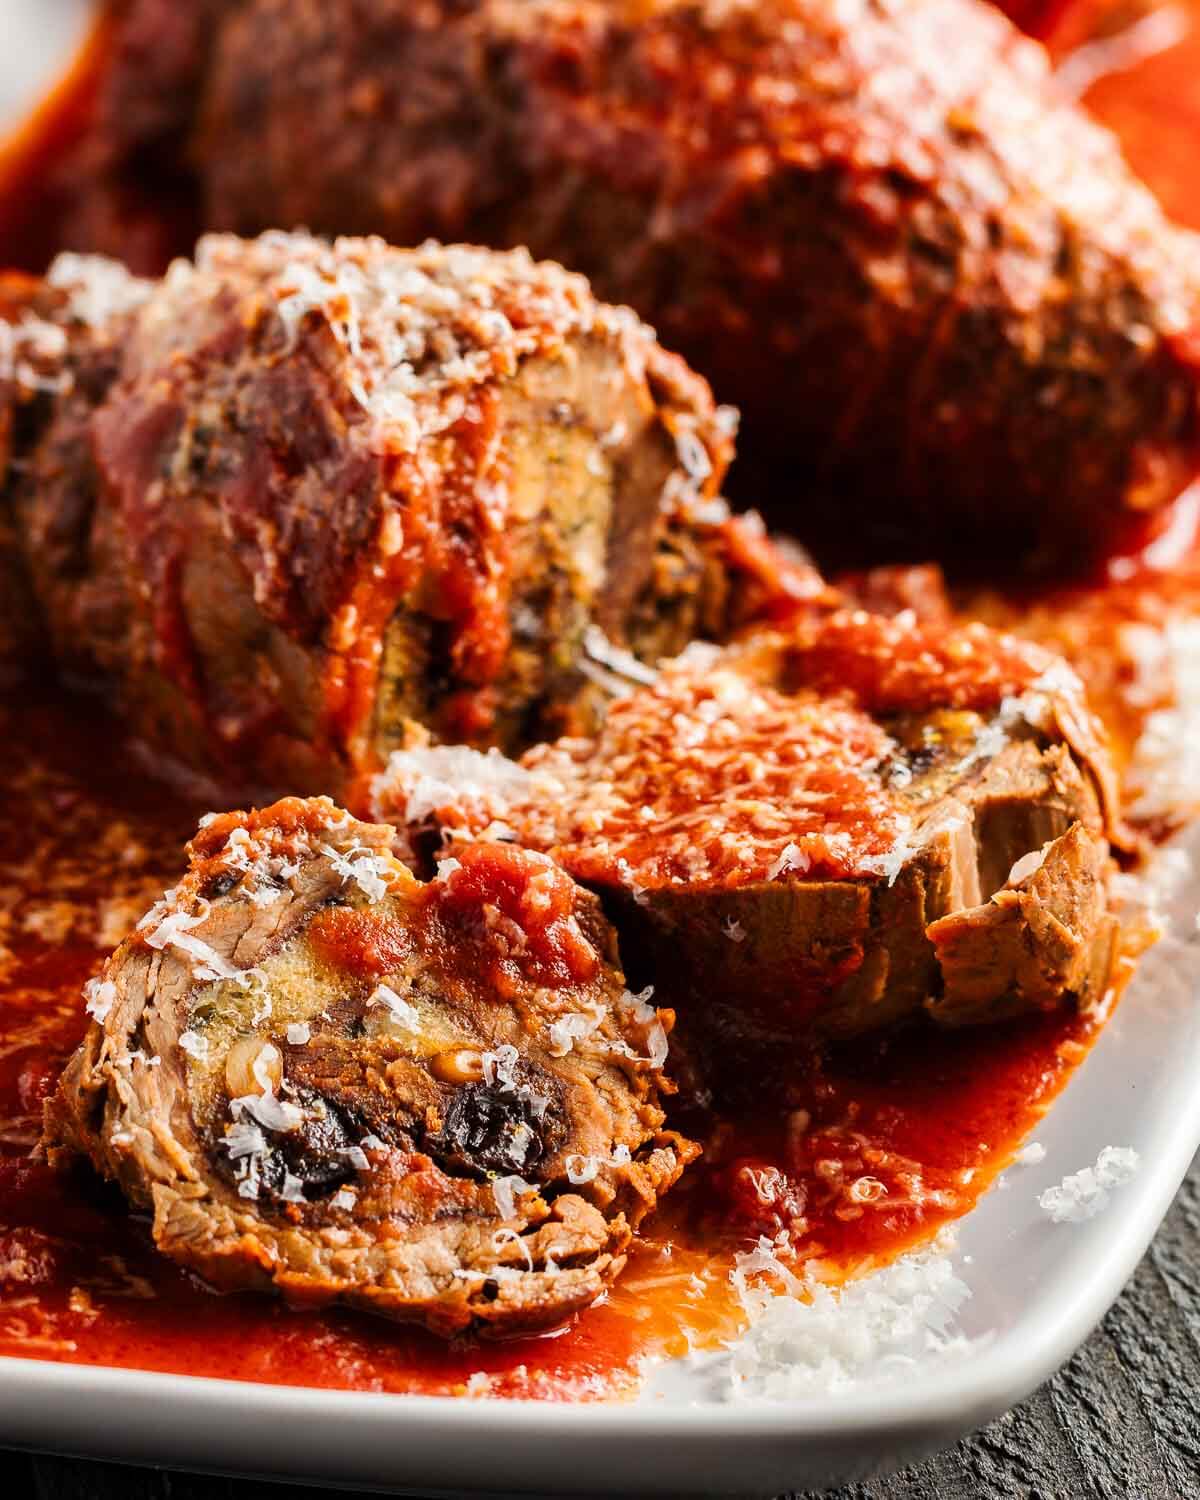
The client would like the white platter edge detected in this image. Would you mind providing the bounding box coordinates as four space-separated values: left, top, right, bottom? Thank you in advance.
0 829 1195 1498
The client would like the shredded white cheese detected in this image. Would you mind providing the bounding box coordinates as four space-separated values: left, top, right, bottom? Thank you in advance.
546 1007 605 1057
581 626 659 688
223 1121 268 1160
280 1172 307 1205
725 1232 974 1400
286 1022 311 1046
610 987 668 1069
178 1031 209 1061
491 1174 535 1221
1038 1146 1140 1223
231 1089 304 1134
482 1044 520 1091
565 1144 633 1185
765 843 809 882
83 977 117 1024
321 841 395 902
372 744 535 826
369 984 421 1032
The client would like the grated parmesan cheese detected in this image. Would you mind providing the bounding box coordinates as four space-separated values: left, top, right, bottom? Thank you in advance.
1014 1141 1046 1166
491 1174 535 1221
610 987 669 1069
546 1006 605 1057
565 1144 633 1185
223 1120 267 1160
321 841 395 902
724 1231 974 1400
45 252 151 328
369 984 420 1032
231 1089 304 1135
482 1044 520 1091
565 1154 599 1185
83 977 117 1024
581 626 659 689
372 744 535 827
178 1031 209 1061
765 843 809 882
1038 1146 1140 1223
280 1172 307 1204
1126 619 1200 824
286 1022 311 1046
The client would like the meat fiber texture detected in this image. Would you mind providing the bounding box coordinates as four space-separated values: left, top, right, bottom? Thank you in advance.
68 0 1200 573
373 608 1125 1054
43 795 695 1337
0 231 815 796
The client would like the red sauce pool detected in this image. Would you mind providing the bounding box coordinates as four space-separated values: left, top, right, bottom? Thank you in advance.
0 687 1114 1397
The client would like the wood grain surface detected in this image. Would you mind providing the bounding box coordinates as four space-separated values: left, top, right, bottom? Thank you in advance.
7 1150 1199 1499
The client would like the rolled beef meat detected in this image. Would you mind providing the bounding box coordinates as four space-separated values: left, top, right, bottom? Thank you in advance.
374 609 1125 1052
0 232 813 792
71 0 1200 572
43 796 694 1336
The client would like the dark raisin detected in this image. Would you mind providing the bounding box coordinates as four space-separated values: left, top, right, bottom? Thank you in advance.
433 1078 564 1178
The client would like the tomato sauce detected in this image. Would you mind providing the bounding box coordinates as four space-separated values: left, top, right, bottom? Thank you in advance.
0 0 1186 1401
1046 0 1200 233
0 686 1108 1396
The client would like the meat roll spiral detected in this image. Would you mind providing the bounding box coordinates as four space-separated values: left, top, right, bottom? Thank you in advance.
0 231 810 793
68 0 1200 572
44 796 694 1336
374 608 1124 1055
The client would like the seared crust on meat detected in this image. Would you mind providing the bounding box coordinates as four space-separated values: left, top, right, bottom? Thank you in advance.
374 610 1124 1045
0 232 792 793
152 0 1200 570
43 796 694 1337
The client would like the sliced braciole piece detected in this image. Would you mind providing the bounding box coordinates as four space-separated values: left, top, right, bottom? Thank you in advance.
43 798 694 1337
1 233 817 794
373 610 1126 1052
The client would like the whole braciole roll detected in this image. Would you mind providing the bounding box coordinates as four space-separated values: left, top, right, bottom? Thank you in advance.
374 609 1125 1067
43 797 695 1336
1 232 812 793
164 0 1200 572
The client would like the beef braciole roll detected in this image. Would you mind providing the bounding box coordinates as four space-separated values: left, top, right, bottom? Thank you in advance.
43 797 694 1336
2 231 814 794
374 610 1126 1056
71 0 1200 573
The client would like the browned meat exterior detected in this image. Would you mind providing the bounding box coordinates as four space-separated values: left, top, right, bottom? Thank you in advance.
0 232 817 795
44 796 694 1337
69 0 1199 572
373 610 1123 1052
0 272 63 673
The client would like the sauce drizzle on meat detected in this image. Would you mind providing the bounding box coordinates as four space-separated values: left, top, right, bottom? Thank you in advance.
0 689 1115 1396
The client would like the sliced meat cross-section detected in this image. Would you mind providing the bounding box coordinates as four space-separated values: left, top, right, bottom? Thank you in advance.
373 610 1125 1060
43 796 694 1337
1 231 817 795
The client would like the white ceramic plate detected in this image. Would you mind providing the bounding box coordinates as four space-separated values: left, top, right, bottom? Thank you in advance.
0 837 1196 1496
3 11 1200 1495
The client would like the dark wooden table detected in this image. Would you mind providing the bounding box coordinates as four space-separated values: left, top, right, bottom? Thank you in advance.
9 1151 1199 1499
